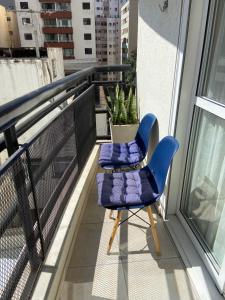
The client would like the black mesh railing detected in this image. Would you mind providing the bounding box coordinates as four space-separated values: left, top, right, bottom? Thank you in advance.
0 65 131 299
0 86 96 299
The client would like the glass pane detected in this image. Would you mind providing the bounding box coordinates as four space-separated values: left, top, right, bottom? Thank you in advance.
203 0 225 105
181 109 225 267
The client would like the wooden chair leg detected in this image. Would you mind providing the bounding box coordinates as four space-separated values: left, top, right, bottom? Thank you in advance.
109 209 114 219
146 206 161 255
107 210 122 254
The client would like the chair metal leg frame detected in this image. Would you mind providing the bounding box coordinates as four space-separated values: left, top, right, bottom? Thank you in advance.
107 206 161 255
107 210 122 254
146 206 161 255
119 208 150 227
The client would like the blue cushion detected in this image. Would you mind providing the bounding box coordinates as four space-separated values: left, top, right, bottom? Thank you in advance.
96 170 159 209
99 140 144 168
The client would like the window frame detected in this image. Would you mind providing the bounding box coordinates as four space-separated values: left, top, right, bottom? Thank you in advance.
84 48 92 55
24 33 33 40
83 18 91 25
20 2 29 9
84 33 92 40
82 2 90 10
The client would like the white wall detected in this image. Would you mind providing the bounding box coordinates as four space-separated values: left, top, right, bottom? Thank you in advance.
137 0 182 138
0 48 65 163
0 48 64 105
71 0 96 61
15 0 44 48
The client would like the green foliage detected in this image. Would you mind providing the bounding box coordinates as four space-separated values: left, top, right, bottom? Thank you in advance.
124 50 137 86
106 84 138 125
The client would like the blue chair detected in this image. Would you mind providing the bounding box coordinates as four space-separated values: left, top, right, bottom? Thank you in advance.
96 136 179 254
99 113 157 170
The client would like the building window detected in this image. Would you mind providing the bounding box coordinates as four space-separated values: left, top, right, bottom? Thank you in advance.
83 18 91 25
57 3 71 11
6 17 11 21
45 33 58 41
85 48 92 54
22 17 31 25
63 48 74 57
24 33 32 40
9 31 13 36
84 33 92 40
58 33 73 42
20 2 28 9
58 19 72 27
43 19 57 27
41 3 55 11
82 2 90 9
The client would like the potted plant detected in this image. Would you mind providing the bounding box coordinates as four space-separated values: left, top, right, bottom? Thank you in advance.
105 84 139 143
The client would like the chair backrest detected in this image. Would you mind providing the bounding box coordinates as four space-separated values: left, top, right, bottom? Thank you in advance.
135 113 157 155
146 136 179 195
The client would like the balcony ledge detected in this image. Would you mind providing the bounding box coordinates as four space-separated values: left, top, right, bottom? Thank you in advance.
32 145 99 300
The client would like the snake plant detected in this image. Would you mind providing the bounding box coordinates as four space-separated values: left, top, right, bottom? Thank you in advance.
105 84 138 125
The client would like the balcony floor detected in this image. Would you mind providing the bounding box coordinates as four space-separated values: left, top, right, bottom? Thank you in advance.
60 174 199 300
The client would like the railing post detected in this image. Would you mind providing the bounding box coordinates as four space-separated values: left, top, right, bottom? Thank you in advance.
94 72 101 107
26 148 45 259
4 126 40 269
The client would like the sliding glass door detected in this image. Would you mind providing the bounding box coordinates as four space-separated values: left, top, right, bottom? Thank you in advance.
181 0 225 290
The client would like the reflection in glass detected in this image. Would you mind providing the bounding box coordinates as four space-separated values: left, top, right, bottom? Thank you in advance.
203 0 225 104
182 109 225 267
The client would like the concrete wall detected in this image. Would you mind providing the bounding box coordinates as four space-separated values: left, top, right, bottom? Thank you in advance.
0 48 64 105
0 48 65 160
71 0 96 61
128 0 138 56
137 0 182 138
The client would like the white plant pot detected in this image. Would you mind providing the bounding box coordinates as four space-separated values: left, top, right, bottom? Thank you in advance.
109 119 139 143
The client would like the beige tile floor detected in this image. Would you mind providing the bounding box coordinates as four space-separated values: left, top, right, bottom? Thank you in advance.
61 180 199 300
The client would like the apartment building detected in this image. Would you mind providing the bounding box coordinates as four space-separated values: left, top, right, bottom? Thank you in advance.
95 0 121 77
71 0 96 62
15 0 96 60
15 0 44 49
121 0 138 63
0 4 20 48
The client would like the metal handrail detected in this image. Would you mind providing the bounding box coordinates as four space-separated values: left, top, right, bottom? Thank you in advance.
0 65 131 132
0 65 131 299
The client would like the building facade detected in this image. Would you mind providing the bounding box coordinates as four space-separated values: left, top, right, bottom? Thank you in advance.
15 0 44 49
0 4 20 48
95 0 121 78
121 0 138 63
71 0 96 61
15 0 96 60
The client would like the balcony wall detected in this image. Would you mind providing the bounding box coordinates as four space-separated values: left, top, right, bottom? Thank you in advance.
43 27 73 34
44 42 74 48
41 12 72 19
137 0 182 139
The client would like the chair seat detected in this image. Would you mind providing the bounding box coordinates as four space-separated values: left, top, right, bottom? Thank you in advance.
99 140 144 168
97 170 159 209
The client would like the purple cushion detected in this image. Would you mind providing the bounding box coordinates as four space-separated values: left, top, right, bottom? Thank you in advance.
99 140 144 168
96 170 159 208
